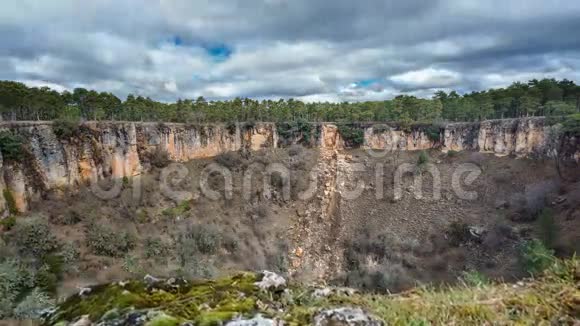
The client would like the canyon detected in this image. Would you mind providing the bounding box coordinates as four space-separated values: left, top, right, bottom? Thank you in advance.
0 117 578 216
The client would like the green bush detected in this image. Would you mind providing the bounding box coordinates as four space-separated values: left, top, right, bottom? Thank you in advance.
337 124 364 147
3 190 19 215
161 200 191 219
417 151 429 166
520 239 555 276
447 150 459 158
538 208 558 249
176 224 222 265
424 125 441 142
0 259 37 319
143 237 171 259
52 118 80 139
59 242 80 265
122 254 144 276
277 119 313 145
562 113 580 135
0 216 16 230
460 270 489 287
12 218 59 258
0 131 25 161
85 223 136 257
13 288 54 320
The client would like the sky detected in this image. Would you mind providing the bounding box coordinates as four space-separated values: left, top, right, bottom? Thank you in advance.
1 0 580 102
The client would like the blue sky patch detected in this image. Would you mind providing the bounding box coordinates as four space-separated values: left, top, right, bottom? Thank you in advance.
205 44 232 62
173 36 183 46
355 78 381 87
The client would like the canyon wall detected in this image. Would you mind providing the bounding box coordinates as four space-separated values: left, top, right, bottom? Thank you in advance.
0 117 577 215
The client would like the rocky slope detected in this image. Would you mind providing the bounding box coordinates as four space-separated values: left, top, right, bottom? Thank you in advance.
0 117 578 216
43 258 580 325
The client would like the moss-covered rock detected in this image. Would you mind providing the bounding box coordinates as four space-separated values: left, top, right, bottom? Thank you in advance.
45 259 580 325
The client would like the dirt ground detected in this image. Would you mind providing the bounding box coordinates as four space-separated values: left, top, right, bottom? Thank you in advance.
9 146 580 297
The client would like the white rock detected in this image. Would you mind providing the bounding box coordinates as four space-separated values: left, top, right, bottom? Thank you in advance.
254 271 286 291
314 307 383 326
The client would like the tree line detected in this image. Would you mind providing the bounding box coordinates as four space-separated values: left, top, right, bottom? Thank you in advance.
0 78 579 123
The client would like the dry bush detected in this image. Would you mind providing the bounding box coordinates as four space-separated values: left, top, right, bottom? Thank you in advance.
215 151 243 170
288 145 304 157
150 148 171 168
509 180 559 221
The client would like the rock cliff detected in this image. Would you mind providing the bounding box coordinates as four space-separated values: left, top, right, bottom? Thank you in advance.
0 117 577 215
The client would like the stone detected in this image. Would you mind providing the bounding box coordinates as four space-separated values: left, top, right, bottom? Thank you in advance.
313 307 384 326
225 314 280 326
254 271 286 291
71 315 91 326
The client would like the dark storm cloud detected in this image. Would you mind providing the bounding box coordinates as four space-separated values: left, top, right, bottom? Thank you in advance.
1 0 580 102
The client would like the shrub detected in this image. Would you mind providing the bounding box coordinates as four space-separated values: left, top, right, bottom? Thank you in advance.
372 125 390 134
447 221 472 247
447 150 459 158
12 218 59 258
417 151 429 166
520 239 555 276
3 190 19 215
537 208 558 249
424 125 441 143
13 288 54 320
0 131 25 161
0 216 16 231
59 242 80 265
161 200 191 219
176 224 221 260
122 255 144 276
215 151 242 169
53 118 80 139
524 181 559 219
85 223 136 257
337 124 364 147
288 145 303 157
150 148 171 168
460 270 489 287
562 113 580 135
277 120 313 145
143 237 171 259
222 235 239 253
0 259 36 319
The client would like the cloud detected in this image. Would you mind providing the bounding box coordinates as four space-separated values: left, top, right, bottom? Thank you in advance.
0 0 580 102
390 68 462 91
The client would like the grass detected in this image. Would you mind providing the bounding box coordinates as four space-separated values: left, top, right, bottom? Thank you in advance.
46 258 580 325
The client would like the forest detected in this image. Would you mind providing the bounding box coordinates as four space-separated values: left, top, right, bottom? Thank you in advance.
0 78 579 123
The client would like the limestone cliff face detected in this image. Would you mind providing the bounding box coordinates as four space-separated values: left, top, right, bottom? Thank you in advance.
0 118 575 216
363 117 552 158
363 126 434 151
0 122 277 215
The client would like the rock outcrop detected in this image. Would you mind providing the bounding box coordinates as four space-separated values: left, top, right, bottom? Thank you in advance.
0 117 577 216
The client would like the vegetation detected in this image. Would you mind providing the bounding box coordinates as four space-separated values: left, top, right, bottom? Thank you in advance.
85 223 136 257
520 239 556 276
45 258 580 325
52 118 81 139
0 78 578 123
337 124 365 147
11 217 60 258
0 131 25 161
417 150 429 166
538 208 558 249
3 189 18 215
